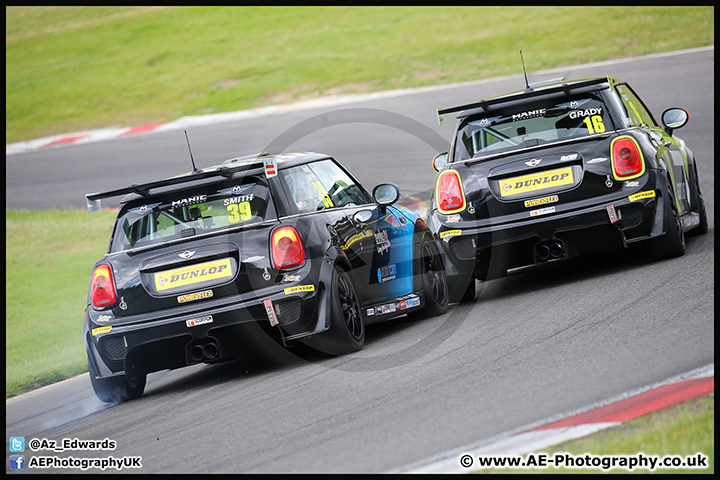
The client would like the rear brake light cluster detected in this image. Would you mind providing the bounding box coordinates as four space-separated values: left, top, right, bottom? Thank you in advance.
91 264 117 307
435 170 467 214
271 226 305 269
611 136 645 180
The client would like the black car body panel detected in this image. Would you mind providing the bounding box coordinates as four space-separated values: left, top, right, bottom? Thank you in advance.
84 152 448 400
428 76 706 301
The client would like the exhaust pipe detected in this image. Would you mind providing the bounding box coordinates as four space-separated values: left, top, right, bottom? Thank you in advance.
536 244 550 262
203 343 219 360
189 345 204 362
549 241 565 258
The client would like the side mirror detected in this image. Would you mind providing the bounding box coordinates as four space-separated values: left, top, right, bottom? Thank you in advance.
372 183 400 213
661 108 689 135
432 152 449 172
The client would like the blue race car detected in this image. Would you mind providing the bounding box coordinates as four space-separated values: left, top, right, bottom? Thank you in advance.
84 151 448 402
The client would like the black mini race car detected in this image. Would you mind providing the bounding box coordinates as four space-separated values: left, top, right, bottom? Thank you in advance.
84 151 448 402
427 76 708 303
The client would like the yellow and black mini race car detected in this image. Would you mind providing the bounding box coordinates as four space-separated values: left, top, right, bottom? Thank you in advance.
427 76 707 303
84 152 448 402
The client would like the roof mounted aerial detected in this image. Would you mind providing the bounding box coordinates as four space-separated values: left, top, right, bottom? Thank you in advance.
520 50 532 93
184 130 202 174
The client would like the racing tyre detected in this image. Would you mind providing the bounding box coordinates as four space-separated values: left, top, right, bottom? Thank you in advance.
687 164 708 236
650 180 685 260
308 265 365 356
87 351 146 403
416 237 449 317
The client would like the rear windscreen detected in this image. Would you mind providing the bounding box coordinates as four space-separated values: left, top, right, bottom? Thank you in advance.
454 94 613 162
110 176 274 253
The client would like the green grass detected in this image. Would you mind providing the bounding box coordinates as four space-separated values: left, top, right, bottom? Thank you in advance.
5 208 116 398
474 394 714 474
6 6 714 143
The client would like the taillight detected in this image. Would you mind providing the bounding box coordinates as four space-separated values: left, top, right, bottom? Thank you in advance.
435 170 467 214
271 226 305 269
91 264 117 307
611 136 645 180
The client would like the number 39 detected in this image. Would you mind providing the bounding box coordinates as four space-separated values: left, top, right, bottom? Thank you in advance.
583 115 605 134
227 202 251 223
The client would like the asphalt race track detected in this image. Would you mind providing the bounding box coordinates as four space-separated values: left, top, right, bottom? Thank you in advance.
5 48 714 473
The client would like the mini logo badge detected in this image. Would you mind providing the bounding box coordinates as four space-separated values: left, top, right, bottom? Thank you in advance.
525 158 542 167
178 250 196 259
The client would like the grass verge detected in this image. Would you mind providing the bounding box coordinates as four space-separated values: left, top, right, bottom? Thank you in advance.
6 6 714 143
473 394 714 474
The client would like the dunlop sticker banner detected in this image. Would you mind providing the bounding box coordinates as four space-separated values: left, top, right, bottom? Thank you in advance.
155 258 233 292
499 167 574 197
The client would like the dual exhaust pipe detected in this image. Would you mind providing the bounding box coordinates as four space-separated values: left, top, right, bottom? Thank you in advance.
535 240 565 262
188 340 219 363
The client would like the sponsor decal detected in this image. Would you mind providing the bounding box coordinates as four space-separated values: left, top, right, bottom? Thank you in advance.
367 307 375 316
264 158 277 178
128 202 161 215
218 184 255 195
445 215 461 223
155 259 233 292
283 284 315 295
524 195 558 208
569 107 602 119
399 301 407 310
172 195 207 209
628 190 656 202
375 229 391 255
587 157 608 164
177 290 214 304
560 154 578 161
341 230 373 250
264 299 279 327
282 274 301 283
440 229 461 240
408 297 421 307
625 181 640 188
606 205 619 224
469 115 502 127
682 217 700 227
512 108 546 121
186 315 213 327
178 250 196 259
380 303 396 314
91 326 112 336
223 194 254 206
378 264 397 283
498 167 574 197
96 315 112 322
525 158 542 167
556 99 591 110
530 206 555 217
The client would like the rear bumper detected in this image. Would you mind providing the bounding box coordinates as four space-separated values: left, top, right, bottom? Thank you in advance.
84 260 335 379
430 184 665 291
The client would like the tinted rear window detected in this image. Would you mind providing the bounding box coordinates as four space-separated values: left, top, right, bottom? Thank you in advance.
454 93 614 162
110 176 274 253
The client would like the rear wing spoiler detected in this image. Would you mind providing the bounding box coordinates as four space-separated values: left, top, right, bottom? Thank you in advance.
436 76 611 126
85 158 267 213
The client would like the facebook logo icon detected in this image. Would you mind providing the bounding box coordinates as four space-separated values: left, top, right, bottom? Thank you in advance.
10 436 25 452
9 455 25 470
